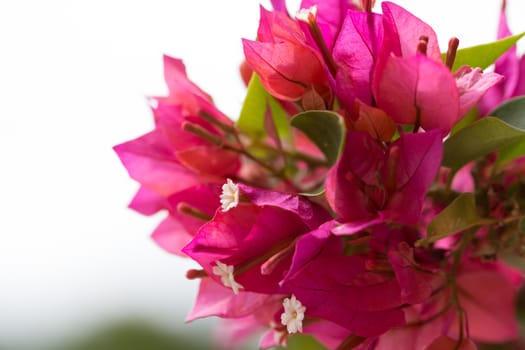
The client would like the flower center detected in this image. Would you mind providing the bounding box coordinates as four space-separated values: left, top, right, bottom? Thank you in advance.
280 294 306 334
212 260 243 294
220 179 239 212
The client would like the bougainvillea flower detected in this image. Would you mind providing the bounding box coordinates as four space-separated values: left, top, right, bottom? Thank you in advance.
182 184 330 294
380 2 441 62
326 130 443 225
280 222 440 337
369 258 521 349
479 2 525 115
373 55 502 132
332 10 383 108
455 66 505 117
333 0 440 111
159 55 239 128
203 285 350 350
114 56 240 202
114 56 243 258
114 104 239 254
373 54 461 132
242 6 330 102
115 0 525 348
186 277 281 321
372 2 503 132
160 55 212 116
152 101 240 176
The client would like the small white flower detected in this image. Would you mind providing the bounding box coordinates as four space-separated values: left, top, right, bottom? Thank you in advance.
220 178 239 212
280 295 306 334
212 260 243 294
295 5 317 24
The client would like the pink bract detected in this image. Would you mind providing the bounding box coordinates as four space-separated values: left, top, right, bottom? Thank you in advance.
242 6 330 102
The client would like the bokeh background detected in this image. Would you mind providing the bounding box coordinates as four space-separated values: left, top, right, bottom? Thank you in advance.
1 1 524 349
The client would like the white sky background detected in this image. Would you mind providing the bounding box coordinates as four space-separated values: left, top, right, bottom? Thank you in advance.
0 0 524 348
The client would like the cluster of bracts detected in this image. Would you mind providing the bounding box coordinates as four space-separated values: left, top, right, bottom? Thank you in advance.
115 1 525 349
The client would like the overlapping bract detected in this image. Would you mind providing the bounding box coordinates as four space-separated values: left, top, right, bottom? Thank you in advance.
115 1 525 349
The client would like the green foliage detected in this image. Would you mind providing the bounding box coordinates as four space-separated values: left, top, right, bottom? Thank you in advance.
491 96 525 129
418 193 491 246
290 110 346 165
443 117 525 171
445 32 525 71
51 320 215 350
272 334 328 350
238 74 290 141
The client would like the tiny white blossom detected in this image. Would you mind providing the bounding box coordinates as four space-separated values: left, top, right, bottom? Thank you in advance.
220 178 239 212
280 295 306 334
295 5 317 24
212 260 243 294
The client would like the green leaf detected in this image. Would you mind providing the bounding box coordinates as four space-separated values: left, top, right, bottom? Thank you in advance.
417 193 490 247
487 96 525 165
497 138 525 165
442 117 525 170
490 96 525 129
238 74 290 141
290 110 346 165
271 334 328 350
445 32 525 71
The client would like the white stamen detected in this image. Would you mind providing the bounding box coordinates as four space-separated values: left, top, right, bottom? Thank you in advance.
280 295 306 334
212 260 243 294
295 5 317 24
220 178 239 212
